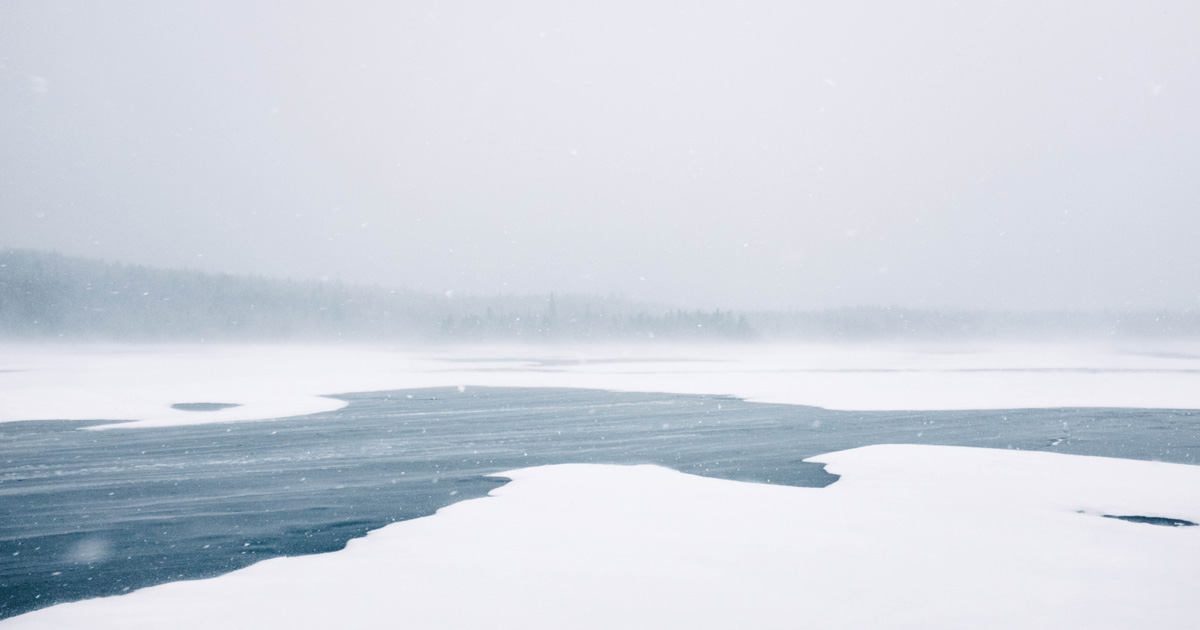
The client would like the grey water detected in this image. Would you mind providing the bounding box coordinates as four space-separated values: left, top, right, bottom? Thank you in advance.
1102 515 1197 527
1 386 1197 618
170 403 242 412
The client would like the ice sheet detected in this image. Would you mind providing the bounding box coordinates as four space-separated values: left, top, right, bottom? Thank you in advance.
2 342 1200 427
5 444 1198 629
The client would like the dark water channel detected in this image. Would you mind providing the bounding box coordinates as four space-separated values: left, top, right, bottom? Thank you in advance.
1 386 1197 618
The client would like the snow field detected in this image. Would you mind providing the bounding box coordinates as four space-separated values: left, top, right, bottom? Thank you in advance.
4 444 1198 629
2 342 1199 428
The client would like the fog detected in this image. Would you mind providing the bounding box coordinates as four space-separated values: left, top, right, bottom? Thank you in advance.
2 1 1198 311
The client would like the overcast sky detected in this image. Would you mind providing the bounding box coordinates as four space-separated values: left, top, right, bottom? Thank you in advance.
2 1 1198 310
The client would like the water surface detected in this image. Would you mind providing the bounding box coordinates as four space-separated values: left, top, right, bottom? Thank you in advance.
2 386 1196 618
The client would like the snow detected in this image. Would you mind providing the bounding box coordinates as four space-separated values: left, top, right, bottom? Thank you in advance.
5 342 1198 625
2 342 1200 428
4 444 1198 629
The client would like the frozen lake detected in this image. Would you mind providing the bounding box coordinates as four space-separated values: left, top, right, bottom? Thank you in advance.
2 386 1197 619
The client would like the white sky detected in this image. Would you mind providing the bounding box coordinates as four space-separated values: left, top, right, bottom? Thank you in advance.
2 1 1198 310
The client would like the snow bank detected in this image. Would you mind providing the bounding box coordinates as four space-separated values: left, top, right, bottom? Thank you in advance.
5 444 1198 629
2 342 1200 427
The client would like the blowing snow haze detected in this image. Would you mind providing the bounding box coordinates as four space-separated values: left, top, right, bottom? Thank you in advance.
2 1 1198 311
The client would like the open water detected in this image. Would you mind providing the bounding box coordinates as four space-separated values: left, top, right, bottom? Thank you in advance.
2 386 1197 618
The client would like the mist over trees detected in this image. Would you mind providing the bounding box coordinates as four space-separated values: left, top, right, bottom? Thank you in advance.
2 250 1198 343
0 250 750 342
750 308 1200 343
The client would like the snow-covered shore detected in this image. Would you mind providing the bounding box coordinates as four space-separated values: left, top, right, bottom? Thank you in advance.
4 343 1199 626
2 342 1200 428
5 444 1198 629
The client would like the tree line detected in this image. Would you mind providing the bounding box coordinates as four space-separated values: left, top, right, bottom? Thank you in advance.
4 250 1197 343
0 250 752 342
